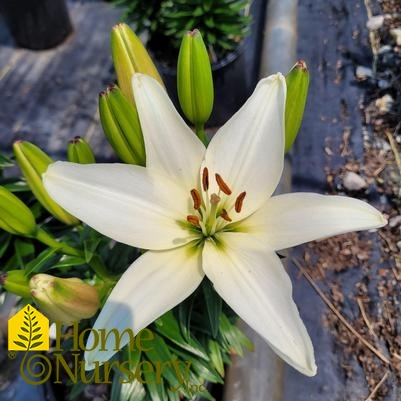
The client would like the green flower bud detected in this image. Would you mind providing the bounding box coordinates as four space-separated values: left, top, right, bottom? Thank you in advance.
99 85 146 166
13 141 79 225
67 136 96 164
285 60 310 153
0 186 37 236
111 23 164 104
29 274 100 323
0 270 31 298
177 29 214 127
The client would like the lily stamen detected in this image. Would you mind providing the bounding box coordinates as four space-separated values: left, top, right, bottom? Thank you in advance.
202 167 209 191
215 173 232 195
190 189 202 209
220 209 232 222
235 191 247 213
187 215 200 227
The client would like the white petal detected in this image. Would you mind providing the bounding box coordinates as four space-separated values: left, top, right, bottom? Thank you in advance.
202 233 316 376
203 74 286 219
243 193 387 250
133 74 205 189
84 245 204 370
43 162 198 250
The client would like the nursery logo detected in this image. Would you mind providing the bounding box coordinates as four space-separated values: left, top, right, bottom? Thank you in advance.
8 305 49 351
7 305 207 395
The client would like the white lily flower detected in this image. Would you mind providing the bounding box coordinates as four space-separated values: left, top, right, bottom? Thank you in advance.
43 73 386 376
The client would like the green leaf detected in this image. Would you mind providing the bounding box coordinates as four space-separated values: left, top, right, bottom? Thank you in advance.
0 153 14 168
51 255 87 270
142 367 167 401
0 233 11 258
155 311 208 360
208 340 225 377
83 237 104 264
177 297 194 341
144 333 181 390
202 280 222 338
219 314 253 356
110 376 146 401
24 248 59 276
173 348 223 384
14 239 35 270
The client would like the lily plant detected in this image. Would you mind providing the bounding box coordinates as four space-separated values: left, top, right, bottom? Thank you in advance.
43 73 386 376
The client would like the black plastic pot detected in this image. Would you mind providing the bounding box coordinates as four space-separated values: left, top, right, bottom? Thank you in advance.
208 46 250 126
1 0 73 50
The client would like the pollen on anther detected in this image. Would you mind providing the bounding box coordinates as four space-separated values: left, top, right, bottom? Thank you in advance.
215 173 232 195
202 167 209 191
187 215 201 227
190 189 202 209
220 209 232 222
235 191 246 213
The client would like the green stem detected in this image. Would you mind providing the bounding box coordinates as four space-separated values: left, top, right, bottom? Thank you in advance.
34 228 82 257
195 124 208 146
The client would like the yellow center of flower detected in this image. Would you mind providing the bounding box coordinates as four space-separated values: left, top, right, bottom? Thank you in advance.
186 167 246 237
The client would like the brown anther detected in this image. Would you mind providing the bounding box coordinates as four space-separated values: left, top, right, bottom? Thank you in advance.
190 189 202 210
210 193 221 205
220 209 232 222
187 215 201 227
202 167 209 191
215 173 232 195
235 191 246 213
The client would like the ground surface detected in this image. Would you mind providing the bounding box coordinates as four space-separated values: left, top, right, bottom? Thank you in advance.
285 1 401 400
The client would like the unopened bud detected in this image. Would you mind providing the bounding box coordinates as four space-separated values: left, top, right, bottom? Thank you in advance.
29 274 100 323
67 137 96 164
13 141 79 225
99 85 145 165
177 30 214 127
111 23 163 103
285 60 310 153
0 186 37 236
0 270 31 298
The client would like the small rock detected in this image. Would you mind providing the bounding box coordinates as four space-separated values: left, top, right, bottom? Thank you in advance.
389 215 401 228
390 28 401 46
378 45 393 54
343 171 367 191
366 15 384 30
378 79 391 89
375 94 394 114
355 65 373 80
